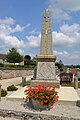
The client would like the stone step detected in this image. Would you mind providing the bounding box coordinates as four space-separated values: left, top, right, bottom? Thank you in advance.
6 86 80 106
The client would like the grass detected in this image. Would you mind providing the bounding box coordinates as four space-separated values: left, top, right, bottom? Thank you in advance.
17 80 31 86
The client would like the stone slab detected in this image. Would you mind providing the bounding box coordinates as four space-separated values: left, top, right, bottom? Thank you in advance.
36 55 56 59
30 80 60 88
6 87 27 101
56 87 80 106
6 86 80 106
36 62 56 80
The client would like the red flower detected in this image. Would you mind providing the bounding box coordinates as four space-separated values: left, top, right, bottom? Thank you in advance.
41 96 44 99
34 96 38 99
50 95 53 99
55 91 58 95
54 96 59 101
50 102 54 106
46 96 49 99
44 100 48 103
40 93 43 96
36 101 40 104
24 84 59 107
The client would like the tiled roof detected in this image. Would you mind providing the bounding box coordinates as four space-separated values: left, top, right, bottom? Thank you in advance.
69 68 77 75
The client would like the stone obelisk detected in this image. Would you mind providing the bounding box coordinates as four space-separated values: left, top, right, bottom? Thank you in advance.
40 9 53 55
31 9 60 88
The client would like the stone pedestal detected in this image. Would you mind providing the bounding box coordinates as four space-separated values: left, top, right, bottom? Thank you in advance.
31 80 60 88
36 55 56 80
32 55 60 88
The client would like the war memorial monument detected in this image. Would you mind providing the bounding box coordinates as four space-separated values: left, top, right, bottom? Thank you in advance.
31 9 60 88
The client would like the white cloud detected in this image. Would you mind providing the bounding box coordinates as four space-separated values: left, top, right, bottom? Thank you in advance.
0 18 31 35
25 23 80 49
26 35 41 48
0 17 15 25
0 17 31 54
60 24 80 35
49 4 71 20
53 32 71 47
58 0 80 11
54 50 70 58
54 50 80 64
29 28 40 35
48 0 80 20
52 23 80 47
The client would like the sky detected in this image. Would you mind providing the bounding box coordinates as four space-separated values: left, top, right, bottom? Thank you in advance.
0 0 80 65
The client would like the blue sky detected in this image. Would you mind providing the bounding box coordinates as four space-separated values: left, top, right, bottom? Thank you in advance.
0 0 80 65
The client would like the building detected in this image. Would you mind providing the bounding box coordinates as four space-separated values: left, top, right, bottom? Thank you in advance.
0 54 6 63
60 72 73 84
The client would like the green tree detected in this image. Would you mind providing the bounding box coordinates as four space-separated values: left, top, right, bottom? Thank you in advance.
6 48 23 64
55 60 64 69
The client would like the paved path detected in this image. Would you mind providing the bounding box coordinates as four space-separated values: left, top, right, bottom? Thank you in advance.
0 75 33 89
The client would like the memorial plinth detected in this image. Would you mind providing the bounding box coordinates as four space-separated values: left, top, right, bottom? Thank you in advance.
36 55 56 80
31 9 60 88
31 55 60 88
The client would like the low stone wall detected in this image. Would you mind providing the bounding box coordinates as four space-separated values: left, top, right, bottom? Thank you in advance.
0 67 34 79
0 109 80 120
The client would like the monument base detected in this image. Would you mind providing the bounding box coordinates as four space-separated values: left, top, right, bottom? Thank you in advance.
31 80 60 88
35 55 56 80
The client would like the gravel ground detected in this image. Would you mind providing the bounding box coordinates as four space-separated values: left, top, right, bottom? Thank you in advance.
0 95 80 120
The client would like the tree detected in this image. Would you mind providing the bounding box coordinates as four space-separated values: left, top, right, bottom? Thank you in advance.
24 55 31 65
6 48 23 64
55 60 64 69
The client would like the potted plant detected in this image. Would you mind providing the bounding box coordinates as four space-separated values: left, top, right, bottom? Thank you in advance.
24 84 59 110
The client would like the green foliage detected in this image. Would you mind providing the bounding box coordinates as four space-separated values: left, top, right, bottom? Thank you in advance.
66 64 80 68
78 82 80 88
17 80 31 86
78 77 80 81
1 89 7 97
6 48 23 64
7 84 18 91
27 60 36 65
0 63 35 68
0 63 4 67
55 60 64 69
26 80 31 85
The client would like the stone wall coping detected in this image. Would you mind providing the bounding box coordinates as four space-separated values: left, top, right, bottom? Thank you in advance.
0 67 34 70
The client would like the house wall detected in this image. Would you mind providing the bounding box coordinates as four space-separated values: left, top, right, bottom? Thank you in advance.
0 59 4 63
